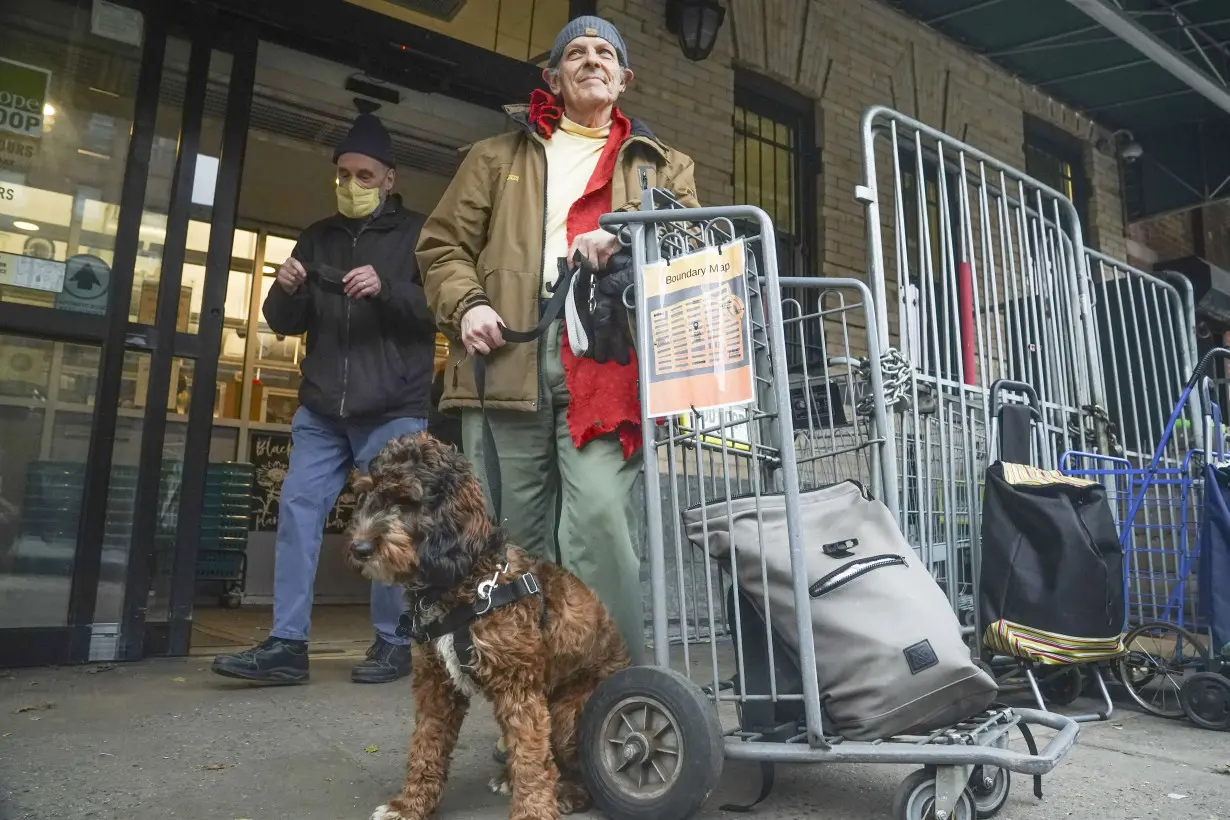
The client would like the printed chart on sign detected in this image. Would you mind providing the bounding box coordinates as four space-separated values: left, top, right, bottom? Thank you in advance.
642 238 755 419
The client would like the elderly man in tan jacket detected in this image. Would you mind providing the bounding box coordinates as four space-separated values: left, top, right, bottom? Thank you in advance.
416 15 699 673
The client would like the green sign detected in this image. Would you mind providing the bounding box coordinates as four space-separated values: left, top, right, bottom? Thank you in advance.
0 58 51 139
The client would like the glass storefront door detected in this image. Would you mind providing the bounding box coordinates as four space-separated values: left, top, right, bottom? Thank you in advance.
0 0 257 666
2 0 526 668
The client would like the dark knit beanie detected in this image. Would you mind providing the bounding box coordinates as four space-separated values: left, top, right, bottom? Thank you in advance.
547 16 629 69
332 113 396 169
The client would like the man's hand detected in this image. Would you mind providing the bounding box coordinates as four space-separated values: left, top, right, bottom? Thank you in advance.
343 265 382 299
568 228 622 271
275 257 307 295
461 305 505 356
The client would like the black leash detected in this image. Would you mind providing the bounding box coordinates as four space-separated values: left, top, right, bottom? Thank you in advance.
472 258 579 522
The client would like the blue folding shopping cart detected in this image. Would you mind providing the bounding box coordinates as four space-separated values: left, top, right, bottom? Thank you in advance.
1061 348 1230 730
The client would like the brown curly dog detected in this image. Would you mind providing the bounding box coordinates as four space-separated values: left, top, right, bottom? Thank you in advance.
344 431 630 820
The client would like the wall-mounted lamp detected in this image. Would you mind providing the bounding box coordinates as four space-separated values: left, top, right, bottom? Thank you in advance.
664 0 726 62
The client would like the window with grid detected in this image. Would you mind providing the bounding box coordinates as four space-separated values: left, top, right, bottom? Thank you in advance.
1023 115 1091 246
732 72 816 372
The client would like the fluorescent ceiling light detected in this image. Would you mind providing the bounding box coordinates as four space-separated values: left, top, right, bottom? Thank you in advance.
12 221 39 231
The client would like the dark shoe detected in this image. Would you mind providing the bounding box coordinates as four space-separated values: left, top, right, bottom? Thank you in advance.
351 637 412 684
211 637 309 684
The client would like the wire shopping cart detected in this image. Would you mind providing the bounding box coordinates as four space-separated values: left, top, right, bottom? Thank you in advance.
573 191 1081 820
1061 348 1230 730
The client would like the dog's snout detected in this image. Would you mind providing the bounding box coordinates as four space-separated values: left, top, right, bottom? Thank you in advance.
351 540 374 559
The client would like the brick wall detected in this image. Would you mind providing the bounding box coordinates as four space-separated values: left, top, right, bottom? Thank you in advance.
1129 212 1195 266
599 0 1132 274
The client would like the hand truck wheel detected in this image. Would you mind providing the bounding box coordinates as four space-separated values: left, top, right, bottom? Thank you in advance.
1116 621 1210 719
1178 671 1230 731
892 768 977 820
578 665 724 820
968 732 1011 818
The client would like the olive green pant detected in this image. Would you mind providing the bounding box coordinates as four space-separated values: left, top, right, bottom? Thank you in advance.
460 320 647 665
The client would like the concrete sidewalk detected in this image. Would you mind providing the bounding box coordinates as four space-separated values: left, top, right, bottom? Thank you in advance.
1 654 1228 820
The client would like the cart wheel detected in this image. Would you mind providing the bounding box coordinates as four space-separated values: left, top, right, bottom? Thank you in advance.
1039 666 1083 706
892 769 976 820
1116 621 1210 719
968 764 1010 818
578 665 724 820
1178 672 1230 731
220 591 242 609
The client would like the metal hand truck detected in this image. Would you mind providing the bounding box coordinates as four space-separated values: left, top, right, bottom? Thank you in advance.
573 192 1081 820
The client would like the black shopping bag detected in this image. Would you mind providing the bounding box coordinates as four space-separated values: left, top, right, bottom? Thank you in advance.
1199 462 1230 656
979 461 1125 641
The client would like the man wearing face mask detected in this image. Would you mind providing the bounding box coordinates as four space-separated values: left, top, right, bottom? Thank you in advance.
211 113 435 687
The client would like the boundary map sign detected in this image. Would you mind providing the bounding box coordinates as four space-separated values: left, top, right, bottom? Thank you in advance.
642 238 755 419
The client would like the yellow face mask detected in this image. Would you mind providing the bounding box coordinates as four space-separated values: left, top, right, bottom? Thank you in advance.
335 177 384 219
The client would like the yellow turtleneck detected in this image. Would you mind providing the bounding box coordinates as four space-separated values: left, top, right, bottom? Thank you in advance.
538 116 611 296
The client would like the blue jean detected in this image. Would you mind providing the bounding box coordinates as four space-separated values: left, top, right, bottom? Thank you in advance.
270 406 427 646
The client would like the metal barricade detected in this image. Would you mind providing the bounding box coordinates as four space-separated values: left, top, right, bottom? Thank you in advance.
857 106 1108 621
854 106 1201 631
575 191 1079 820
1082 252 1202 629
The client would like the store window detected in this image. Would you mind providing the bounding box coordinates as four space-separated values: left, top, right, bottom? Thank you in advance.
0 0 146 314
348 0 572 64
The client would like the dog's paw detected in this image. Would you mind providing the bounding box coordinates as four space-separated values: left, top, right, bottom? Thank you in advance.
556 781 592 815
487 772 512 796
369 805 407 820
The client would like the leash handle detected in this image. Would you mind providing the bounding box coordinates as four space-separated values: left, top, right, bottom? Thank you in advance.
472 260 579 523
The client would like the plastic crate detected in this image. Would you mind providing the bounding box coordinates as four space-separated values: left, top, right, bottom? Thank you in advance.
196 549 245 580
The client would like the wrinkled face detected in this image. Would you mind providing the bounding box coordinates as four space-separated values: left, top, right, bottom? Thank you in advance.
545 35 631 116
336 152 395 196
344 432 491 589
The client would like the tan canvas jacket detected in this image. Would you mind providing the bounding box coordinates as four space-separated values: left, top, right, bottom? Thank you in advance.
416 103 700 413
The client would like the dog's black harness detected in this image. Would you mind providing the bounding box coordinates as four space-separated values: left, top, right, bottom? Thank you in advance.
396 564 547 672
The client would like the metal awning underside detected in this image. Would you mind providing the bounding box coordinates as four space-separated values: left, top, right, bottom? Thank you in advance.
884 0 1230 220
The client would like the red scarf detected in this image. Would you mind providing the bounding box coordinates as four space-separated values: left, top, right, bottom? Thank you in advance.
529 90 643 459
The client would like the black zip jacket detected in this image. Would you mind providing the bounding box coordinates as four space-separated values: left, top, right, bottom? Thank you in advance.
262 194 436 421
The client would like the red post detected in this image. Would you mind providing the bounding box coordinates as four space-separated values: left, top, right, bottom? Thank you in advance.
958 261 975 385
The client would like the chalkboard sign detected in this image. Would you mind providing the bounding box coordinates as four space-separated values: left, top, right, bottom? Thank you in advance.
249 431 356 534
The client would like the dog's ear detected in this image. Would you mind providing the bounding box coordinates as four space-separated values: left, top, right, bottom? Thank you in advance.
366 435 429 503
415 463 491 589
350 469 373 496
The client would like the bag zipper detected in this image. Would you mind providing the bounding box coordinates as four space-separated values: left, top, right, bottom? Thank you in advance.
809 554 906 598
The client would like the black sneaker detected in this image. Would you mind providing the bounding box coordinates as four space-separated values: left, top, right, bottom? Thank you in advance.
211 637 309 685
351 637 412 684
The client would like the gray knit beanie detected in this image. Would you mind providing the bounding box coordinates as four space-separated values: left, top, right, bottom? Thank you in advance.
547 16 629 68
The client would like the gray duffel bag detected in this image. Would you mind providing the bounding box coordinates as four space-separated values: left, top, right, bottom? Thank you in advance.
682 479 997 741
